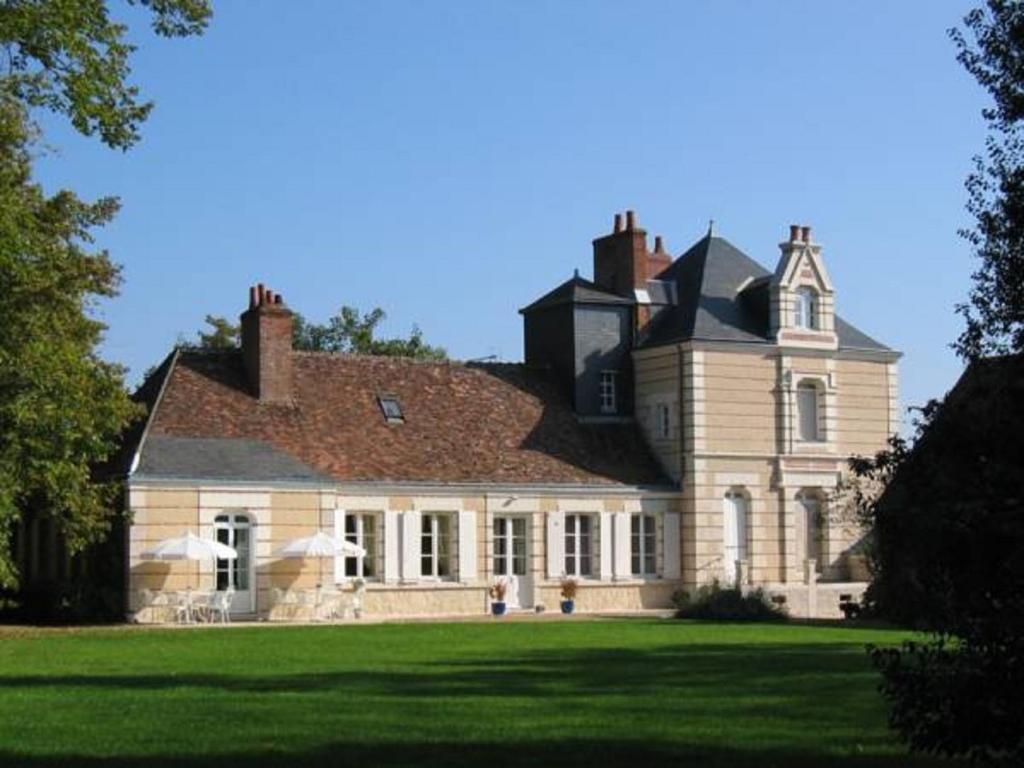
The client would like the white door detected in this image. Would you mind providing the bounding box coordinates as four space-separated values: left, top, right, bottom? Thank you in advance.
214 513 254 614
722 492 748 585
493 516 531 608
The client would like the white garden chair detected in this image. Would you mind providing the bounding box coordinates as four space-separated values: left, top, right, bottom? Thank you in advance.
208 588 234 624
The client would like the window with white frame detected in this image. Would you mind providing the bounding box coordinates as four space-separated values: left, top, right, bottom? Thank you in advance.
599 371 617 414
797 381 821 442
631 514 657 576
656 403 671 439
420 513 452 578
794 286 818 329
344 513 379 579
564 514 594 577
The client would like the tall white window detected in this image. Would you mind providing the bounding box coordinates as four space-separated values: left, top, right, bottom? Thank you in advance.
723 490 749 585
656 403 671 439
345 513 378 579
794 286 818 329
564 514 594 577
799 492 826 573
420 514 452 578
599 371 617 414
631 514 656 576
797 382 821 442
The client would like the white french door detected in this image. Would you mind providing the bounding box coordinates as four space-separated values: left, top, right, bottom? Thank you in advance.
493 516 531 608
214 513 254 614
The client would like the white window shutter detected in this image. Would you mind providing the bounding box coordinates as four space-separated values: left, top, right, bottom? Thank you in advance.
613 512 631 578
546 511 564 579
383 511 400 583
599 512 613 580
401 510 421 582
333 508 346 584
664 512 681 579
458 510 477 582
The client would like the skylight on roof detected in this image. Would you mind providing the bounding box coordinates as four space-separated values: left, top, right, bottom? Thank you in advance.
378 395 404 423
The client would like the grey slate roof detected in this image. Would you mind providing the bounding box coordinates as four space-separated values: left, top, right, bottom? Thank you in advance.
641 234 892 352
520 275 633 313
136 435 330 483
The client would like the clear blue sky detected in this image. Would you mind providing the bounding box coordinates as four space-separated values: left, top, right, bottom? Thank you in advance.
35 1 987 431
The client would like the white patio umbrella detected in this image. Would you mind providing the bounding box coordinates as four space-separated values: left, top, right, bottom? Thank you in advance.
142 531 238 622
277 531 365 588
144 531 238 562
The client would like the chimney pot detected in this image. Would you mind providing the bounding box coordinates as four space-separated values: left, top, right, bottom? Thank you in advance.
257 283 266 305
267 289 275 305
274 294 283 305
613 213 623 233
249 285 258 309
654 235 664 253
626 210 636 230
789 225 800 242
801 226 812 243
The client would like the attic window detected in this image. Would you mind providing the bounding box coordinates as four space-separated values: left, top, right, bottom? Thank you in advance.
378 395 404 423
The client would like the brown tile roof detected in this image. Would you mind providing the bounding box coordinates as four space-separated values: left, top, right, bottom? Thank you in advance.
138 350 669 487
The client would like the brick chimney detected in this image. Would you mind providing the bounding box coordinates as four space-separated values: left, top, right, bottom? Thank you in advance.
240 283 293 404
592 210 651 298
648 234 672 278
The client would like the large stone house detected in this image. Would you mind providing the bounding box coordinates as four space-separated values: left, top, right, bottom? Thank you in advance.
124 212 899 620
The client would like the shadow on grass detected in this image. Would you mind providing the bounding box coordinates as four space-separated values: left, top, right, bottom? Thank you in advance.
0 739 940 768
0 641 933 767
0 643 875 697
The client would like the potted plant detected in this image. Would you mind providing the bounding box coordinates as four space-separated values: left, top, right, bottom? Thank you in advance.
489 579 507 616
560 577 578 614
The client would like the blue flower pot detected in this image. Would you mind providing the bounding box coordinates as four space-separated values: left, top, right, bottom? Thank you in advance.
561 600 575 615
491 602 507 616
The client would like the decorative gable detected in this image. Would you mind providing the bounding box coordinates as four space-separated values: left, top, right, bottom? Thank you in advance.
770 225 838 350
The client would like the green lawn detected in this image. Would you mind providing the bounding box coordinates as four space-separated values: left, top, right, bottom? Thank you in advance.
0 619 940 767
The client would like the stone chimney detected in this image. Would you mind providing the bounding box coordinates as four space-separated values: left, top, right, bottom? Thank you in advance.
592 209 650 298
240 283 293 404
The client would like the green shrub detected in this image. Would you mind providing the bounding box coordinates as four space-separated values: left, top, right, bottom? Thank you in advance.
674 581 787 622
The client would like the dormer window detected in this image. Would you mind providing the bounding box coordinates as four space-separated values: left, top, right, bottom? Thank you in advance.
378 395 404 423
599 371 617 414
794 287 818 329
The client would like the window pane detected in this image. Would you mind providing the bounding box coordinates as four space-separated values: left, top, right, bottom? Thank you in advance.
234 528 249 589
512 527 526 576
437 517 450 577
799 387 818 441
345 556 358 577
565 553 575 576
421 554 432 577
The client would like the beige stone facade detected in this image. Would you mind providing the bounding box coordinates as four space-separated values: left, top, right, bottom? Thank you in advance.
127 485 683 622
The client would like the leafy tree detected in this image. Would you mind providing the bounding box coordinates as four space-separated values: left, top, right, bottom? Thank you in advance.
951 1 1024 359
854 360 1024 764
197 306 448 360
849 7 1024 760
196 314 238 349
0 1 212 592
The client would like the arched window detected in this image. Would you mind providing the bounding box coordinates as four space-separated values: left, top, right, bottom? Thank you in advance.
794 287 818 329
797 491 826 573
797 381 821 442
722 490 749 585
